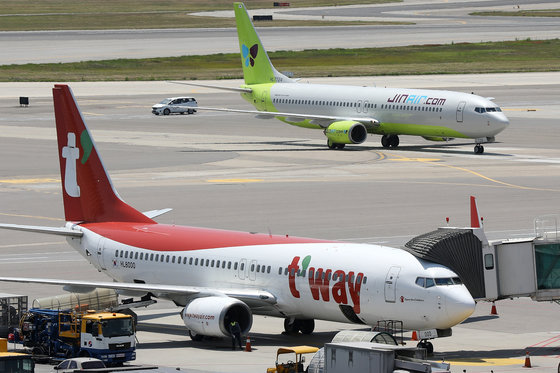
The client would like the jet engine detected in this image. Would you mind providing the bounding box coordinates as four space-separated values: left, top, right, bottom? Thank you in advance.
181 296 252 338
324 121 368 144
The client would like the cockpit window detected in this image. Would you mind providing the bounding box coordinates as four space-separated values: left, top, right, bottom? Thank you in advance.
452 277 463 285
475 107 502 113
416 277 460 287
435 277 454 286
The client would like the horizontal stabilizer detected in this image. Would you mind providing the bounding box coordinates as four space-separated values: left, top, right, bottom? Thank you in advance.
0 223 82 237
168 81 252 93
143 208 173 219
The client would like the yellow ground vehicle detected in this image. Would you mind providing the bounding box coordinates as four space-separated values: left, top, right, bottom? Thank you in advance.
0 338 34 373
267 346 319 373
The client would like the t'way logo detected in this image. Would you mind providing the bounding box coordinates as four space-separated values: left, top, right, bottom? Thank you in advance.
287 256 364 314
61 131 93 198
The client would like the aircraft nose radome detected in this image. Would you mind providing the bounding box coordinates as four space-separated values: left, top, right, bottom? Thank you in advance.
445 289 476 327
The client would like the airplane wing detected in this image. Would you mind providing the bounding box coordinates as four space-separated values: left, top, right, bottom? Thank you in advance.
0 276 277 306
193 106 380 129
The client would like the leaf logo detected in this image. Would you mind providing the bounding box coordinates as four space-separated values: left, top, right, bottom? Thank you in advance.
242 43 259 67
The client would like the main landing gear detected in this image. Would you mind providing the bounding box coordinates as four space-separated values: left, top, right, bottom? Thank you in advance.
417 340 434 355
381 134 399 148
474 144 485 154
327 139 345 150
284 318 315 335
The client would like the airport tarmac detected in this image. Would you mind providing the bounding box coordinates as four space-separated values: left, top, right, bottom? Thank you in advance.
1 73 560 372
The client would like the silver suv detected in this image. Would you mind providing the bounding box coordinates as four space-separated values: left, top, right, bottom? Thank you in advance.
152 97 198 115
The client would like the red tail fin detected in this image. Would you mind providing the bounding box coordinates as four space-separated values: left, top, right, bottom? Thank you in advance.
53 84 154 224
470 196 482 228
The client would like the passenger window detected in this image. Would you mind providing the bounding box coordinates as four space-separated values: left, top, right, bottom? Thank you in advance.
228 261 231 269
211 260 215 267
194 258 198 265
216 260 220 267
206 259 209 266
155 254 159 262
234 262 238 270
251 264 255 272
278 267 283 275
240 263 245 271
189 258 193 265
115 250 119 257
363 276 367 284
125 251 128 259
139 253 143 260
149 253 154 261
267 266 271 273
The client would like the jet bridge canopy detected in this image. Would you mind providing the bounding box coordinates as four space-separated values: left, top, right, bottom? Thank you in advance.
403 228 485 299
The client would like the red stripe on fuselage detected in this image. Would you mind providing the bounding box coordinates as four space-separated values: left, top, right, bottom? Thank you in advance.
82 222 333 251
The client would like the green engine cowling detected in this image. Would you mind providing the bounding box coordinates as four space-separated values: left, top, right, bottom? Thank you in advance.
324 121 368 144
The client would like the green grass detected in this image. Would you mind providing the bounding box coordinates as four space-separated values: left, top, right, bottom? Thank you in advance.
0 0 404 31
471 9 560 17
2 39 558 82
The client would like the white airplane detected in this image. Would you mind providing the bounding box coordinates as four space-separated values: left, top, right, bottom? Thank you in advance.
176 2 509 154
0 85 474 352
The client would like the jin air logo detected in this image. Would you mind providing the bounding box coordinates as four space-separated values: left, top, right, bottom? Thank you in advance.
242 44 259 67
61 131 93 198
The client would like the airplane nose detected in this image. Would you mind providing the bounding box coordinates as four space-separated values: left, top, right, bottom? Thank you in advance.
495 113 509 132
445 288 475 327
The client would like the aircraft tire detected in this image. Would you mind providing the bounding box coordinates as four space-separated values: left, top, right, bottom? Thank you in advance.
389 135 399 148
284 318 300 334
381 135 390 148
189 330 204 341
299 319 315 335
474 144 484 154
336 144 345 150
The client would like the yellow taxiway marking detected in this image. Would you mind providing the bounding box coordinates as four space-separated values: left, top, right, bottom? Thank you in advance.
386 153 560 192
207 178 264 183
445 358 525 366
0 178 59 184
0 212 64 222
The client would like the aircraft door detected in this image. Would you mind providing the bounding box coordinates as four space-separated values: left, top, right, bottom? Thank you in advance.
96 237 107 270
456 101 466 122
239 259 248 280
384 266 401 303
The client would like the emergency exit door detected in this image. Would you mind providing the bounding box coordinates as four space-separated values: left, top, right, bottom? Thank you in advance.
456 101 466 122
384 266 401 302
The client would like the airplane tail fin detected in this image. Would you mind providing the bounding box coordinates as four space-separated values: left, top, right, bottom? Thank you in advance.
53 84 155 224
470 196 482 228
234 2 294 85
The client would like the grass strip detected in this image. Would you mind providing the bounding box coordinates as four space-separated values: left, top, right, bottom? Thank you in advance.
1 39 558 82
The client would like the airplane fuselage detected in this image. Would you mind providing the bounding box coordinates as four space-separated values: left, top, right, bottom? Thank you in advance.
243 83 509 140
69 222 474 331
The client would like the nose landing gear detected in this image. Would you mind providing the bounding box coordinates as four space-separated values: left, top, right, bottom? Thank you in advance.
474 144 484 154
417 340 434 354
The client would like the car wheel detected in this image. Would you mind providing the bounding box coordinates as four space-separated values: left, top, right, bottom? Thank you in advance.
163 108 170 115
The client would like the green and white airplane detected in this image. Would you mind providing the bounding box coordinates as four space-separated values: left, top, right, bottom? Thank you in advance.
179 2 509 154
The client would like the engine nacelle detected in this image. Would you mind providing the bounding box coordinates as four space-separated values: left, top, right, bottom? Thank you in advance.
181 296 252 338
324 121 367 144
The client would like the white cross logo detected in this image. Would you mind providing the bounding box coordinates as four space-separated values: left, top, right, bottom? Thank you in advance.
62 132 80 197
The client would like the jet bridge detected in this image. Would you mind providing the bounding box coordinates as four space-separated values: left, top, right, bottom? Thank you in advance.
403 198 560 302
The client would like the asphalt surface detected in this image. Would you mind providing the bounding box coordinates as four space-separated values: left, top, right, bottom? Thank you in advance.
1 73 560 372
2 0 560 64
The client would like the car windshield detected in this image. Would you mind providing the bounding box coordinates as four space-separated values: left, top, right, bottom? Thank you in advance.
82 360 106 369
159 99 172 104
101 317 134 337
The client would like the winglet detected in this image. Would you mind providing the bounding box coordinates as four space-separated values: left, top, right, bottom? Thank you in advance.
470 196 482 228
53 85 154 224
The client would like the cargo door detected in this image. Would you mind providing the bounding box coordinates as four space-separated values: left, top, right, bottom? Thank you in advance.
384 266 401 303
96 237 107 270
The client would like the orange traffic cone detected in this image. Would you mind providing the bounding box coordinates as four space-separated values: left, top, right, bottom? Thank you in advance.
245 336 252 352
523 350 531 368
411 331 418 341
491 301 498 315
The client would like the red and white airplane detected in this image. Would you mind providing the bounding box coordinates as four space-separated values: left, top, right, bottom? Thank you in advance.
0 85 474 348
